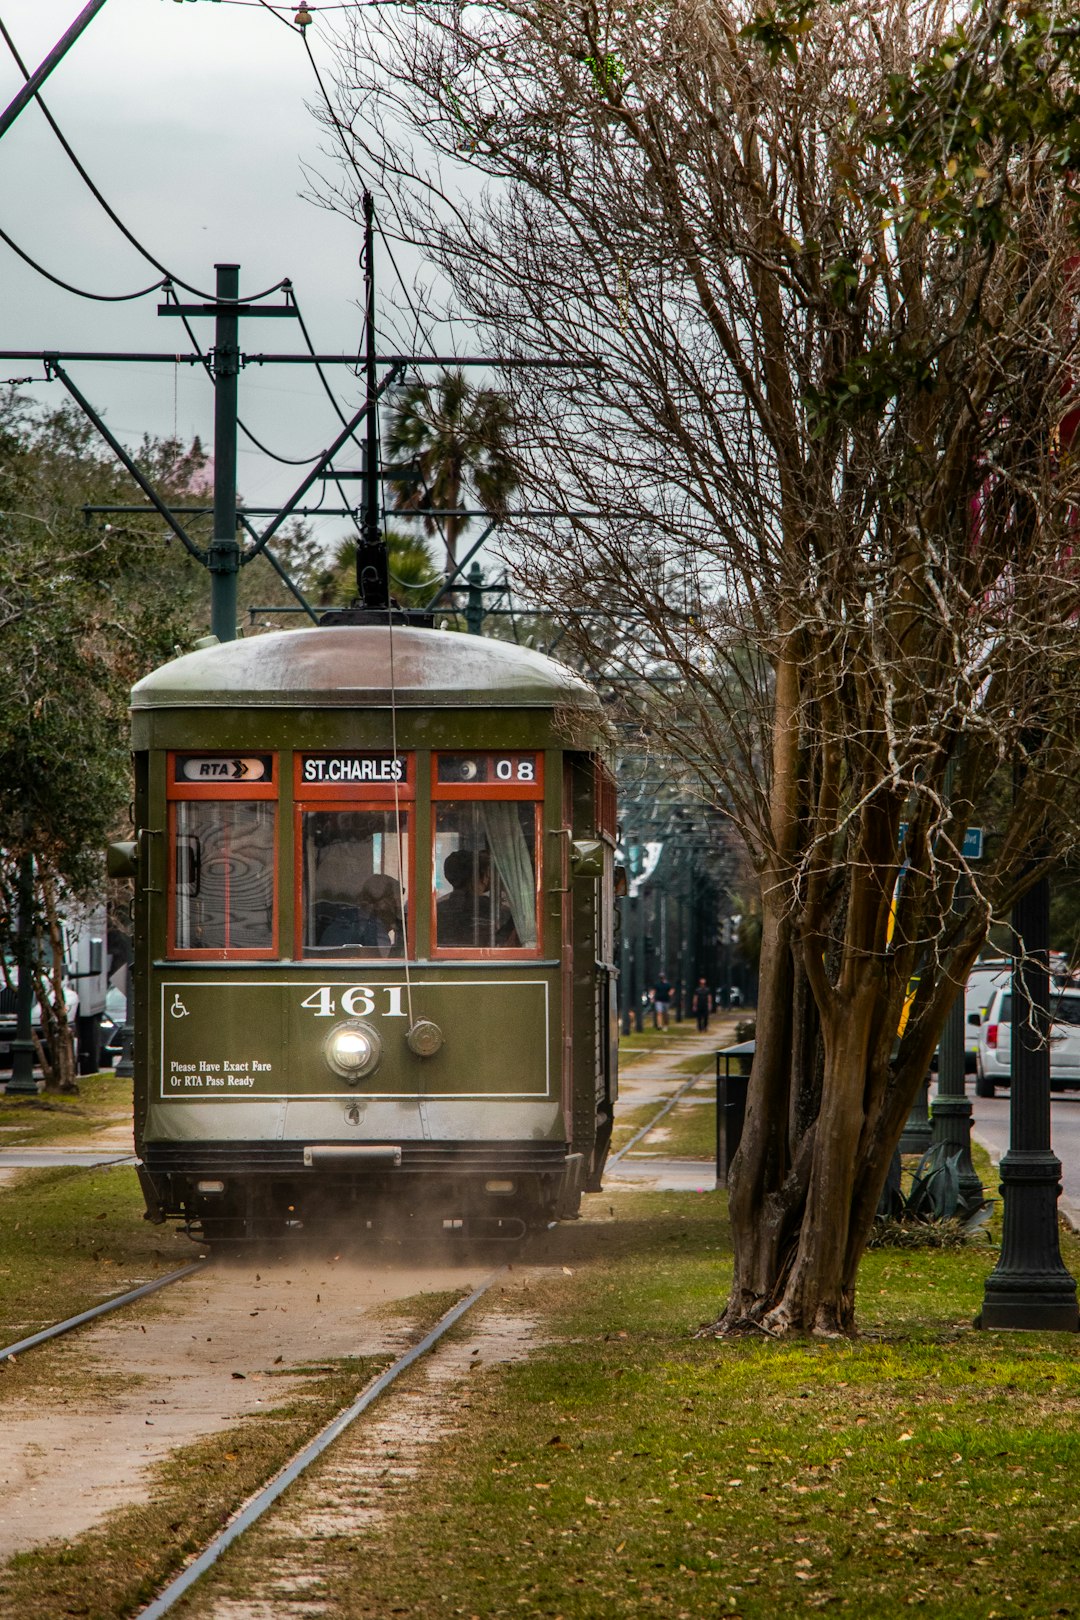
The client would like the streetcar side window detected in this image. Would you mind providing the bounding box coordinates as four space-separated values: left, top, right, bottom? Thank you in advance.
433 802 538 952
431 752 543 957
300 810 409 959
172 800 276 954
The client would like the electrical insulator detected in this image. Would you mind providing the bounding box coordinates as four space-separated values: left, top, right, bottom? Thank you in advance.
294 6 313 27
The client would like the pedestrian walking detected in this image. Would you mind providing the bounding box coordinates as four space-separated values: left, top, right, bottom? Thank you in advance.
692 976 712 1032
652 975 672 1029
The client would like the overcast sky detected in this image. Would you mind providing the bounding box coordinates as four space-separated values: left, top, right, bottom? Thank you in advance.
0 0 455 582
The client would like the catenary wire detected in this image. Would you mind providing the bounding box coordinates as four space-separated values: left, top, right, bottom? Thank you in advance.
0 18 288 305
169 297 332 468
0 222 164 303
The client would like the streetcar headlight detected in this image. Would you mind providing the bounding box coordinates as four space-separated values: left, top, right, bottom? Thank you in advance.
324 1020 382 1082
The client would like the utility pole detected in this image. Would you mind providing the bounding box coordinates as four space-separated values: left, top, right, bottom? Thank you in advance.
158 266 298 641
210 264 240 642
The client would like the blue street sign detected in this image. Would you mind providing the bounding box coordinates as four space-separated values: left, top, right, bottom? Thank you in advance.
898 823 983 860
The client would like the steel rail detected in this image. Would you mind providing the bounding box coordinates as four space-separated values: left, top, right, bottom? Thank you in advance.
607 1069 708 1166
0 1261 209 1363
136 1269 504 1619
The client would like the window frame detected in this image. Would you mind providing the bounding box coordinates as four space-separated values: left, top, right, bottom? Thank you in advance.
166 754 279 961
293 753 415 962
431 754 544 960
431 751 544 802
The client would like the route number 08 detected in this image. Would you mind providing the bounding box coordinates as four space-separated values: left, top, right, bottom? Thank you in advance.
496 758 534 781
300 985 406 1018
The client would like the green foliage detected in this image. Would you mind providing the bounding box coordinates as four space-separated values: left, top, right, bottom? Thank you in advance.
384 369 517 573
879 4 1080 245
0 396 203 889
741 0 828 64
310 528 441 610
0 392 227 1055
582 51 625 91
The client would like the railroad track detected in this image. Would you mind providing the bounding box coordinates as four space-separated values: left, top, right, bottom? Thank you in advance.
0 1260 210 1364
606 1067 709 1166
135 1268 503 1619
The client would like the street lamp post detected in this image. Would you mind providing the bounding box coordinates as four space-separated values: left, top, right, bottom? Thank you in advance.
931 982 984 1211
978 871 1078 1330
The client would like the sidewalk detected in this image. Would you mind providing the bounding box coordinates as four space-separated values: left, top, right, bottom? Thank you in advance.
605 1018 740 1191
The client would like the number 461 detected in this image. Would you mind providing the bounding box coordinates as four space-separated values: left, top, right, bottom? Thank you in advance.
300 985 406 1018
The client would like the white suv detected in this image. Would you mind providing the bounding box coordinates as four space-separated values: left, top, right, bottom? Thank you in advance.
976 985 1080 1097
965 960 1011 1075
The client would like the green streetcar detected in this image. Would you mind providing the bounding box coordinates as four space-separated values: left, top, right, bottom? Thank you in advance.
118 624 618 1244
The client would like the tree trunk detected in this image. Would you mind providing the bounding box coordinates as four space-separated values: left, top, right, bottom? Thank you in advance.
39 878 78 1094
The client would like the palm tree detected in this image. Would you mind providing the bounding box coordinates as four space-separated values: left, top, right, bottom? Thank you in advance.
384 370 517 579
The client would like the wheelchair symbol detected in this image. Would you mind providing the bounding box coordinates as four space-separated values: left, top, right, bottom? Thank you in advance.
170 994 190 1020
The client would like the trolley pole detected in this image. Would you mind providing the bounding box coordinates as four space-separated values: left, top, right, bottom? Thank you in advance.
356 193 390 611
209 263 241 643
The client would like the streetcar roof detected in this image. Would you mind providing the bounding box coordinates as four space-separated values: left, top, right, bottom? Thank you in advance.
131 624 601 712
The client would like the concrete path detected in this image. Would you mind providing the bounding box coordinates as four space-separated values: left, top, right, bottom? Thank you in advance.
604 1020 739 1191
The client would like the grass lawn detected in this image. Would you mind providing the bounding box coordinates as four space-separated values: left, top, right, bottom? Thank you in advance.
0 1165 196 1354
610 1091 716 1160
0 1067 132 1147
184 1184 1080 1620
4 1068 1079 1619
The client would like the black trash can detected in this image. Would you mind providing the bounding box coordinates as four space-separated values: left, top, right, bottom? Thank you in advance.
715 1040 754 1186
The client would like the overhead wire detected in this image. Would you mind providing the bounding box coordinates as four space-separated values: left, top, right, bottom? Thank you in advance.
0 17 288 305
166 291 332 468
0 222 164 302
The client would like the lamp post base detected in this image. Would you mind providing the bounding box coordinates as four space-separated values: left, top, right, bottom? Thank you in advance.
4 1038 38 1096
977 1150 1079 1332
899 1074 932 1155
929 1093 985 1214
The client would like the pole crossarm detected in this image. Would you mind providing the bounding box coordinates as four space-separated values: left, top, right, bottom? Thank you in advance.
0 351 595 369
158 305 299 320
47 358 207 563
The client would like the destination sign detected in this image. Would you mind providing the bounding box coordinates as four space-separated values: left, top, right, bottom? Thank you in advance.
300 754 407 785
176 755 272 783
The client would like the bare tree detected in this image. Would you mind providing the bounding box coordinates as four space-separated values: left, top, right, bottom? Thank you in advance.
316 0 1080 1332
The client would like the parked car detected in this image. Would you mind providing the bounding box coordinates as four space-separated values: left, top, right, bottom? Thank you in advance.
964 959 1011 1076
976 984 1080 1097
0 974 79 1073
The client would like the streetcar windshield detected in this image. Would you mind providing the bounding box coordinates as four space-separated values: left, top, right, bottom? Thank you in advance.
301 809 409 958
433 802 537 950
173 801 276 953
